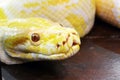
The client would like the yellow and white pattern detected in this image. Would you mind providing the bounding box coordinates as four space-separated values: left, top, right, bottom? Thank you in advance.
0 0 95 64
0 0 95 37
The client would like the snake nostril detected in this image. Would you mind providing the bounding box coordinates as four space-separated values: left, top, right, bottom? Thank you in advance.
63 41 66 45
57 44 60 48
72 41 78 46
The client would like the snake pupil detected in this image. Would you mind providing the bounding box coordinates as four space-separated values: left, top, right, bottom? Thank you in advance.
31 33 40 42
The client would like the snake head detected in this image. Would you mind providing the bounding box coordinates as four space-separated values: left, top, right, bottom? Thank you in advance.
3 18 80 61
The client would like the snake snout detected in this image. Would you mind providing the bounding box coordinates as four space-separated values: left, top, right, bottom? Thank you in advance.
52 30 80 55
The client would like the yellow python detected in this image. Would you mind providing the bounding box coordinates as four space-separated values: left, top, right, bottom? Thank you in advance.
0 0 120 64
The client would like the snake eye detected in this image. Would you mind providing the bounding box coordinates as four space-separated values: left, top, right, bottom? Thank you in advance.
31 33 40 42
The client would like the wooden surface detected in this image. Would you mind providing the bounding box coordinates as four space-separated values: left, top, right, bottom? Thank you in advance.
1 18 120 80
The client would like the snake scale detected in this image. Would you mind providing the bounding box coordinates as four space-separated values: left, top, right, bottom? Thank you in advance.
0 0 120 64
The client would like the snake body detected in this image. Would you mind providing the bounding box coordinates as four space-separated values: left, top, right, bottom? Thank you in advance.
0 0 120 64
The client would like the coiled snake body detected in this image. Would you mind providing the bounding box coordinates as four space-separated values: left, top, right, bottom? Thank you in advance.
0 0 120 64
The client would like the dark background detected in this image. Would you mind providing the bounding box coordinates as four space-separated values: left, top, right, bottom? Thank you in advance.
0 64 1 80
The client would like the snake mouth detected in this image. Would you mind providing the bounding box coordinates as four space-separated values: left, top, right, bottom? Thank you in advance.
36 42 80 60
29 42 80 60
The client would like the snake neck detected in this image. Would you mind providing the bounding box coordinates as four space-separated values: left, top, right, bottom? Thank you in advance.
0 26 21 52
0 26 24 64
